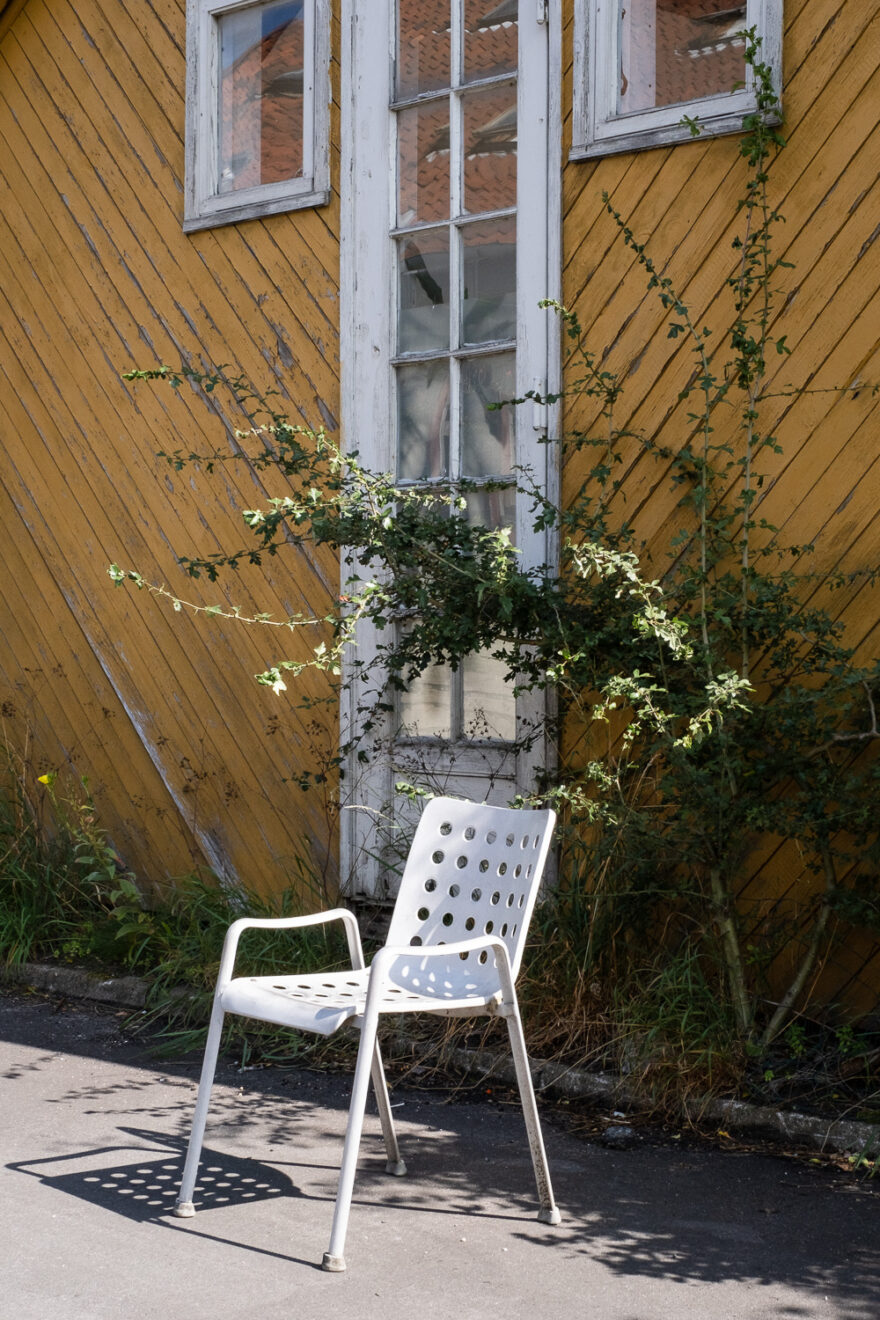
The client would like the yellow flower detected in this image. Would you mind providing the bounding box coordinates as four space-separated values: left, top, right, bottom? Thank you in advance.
37 772 55 786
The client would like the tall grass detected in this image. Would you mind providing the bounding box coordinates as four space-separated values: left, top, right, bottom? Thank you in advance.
3 743 876 1116
0 745 353 1062
0 749 117 967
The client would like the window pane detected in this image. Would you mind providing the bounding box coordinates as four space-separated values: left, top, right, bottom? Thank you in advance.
463 84 516 214
462 215 516 345
398 230 450 355
462 650 516 741
217 1 305 194
464 0 517 83
398 100 450 226
461 352 515 478
618 0 747 115
398 663 452 738
397 360 450 480
463 483 516 534
397 0 451 98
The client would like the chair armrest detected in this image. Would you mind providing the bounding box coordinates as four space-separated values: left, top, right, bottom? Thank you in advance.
367 935 516 1005
217 908 365 988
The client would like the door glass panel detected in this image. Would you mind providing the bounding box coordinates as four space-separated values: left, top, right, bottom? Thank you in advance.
217 1 305 193
397 0 451 98
463 0 518 83
462 215 516 345
460 352 515 477
462 650 517 740
398 660 452 738
398 101 451 226
397 360 450 480
463 83 516 214
398 230 450 355
463 482 516 533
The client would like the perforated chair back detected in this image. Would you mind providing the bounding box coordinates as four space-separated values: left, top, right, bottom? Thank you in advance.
385 797 555 981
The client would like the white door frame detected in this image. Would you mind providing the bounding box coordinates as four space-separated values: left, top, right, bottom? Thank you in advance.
339 0 561 898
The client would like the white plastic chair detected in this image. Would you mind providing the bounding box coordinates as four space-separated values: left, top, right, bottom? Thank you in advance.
174 796 561 1270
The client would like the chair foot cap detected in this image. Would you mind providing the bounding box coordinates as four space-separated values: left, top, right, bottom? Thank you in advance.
322 1253 347 1273
538 1206 562 1225
386 1159 407 1177
174 1201 196 1218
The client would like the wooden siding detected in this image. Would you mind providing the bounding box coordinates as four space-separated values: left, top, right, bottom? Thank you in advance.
1 0 878 1011
560 0 880 1010
0 0 342 897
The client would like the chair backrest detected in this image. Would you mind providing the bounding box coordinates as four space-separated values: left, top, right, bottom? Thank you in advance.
385 797 556 980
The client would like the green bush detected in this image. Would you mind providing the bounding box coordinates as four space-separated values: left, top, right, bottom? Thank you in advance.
107 36 879 1101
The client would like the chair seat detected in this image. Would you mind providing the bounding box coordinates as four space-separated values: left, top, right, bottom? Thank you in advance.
220 970 369 1035
220 953 505 1036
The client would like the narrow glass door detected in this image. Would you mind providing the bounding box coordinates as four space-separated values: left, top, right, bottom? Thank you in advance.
394 0 519 744
341 0 555 897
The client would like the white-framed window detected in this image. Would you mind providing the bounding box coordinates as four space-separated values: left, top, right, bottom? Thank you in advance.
184 0 330 231
572 0 782 159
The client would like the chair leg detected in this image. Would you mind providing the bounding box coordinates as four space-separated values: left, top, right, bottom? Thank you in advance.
322 1013 380 1272
505 1008 562 1225
174 1000 224 1217
370 1041 407 1177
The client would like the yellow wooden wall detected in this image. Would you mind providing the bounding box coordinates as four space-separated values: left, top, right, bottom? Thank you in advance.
0 0 343 898
559 0 880 1010
1 0 878 1006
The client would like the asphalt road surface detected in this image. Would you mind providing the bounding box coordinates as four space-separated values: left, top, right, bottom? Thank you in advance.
1 990 877 1320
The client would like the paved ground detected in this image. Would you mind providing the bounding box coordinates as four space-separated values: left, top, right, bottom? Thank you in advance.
1 990 878 1320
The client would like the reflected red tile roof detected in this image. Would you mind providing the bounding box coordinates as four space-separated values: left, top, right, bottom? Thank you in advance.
219 12 305 193
654 1 747 107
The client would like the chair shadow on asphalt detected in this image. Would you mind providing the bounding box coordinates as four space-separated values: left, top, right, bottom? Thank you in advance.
4 1117 552 1277
6 1123 336 1269
7 1124 297 1224
5 1118 546 1228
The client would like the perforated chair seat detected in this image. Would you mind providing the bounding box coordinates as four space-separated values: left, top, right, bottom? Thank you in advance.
221 958 504 1035
173 797 562 1271
220 970 370 1036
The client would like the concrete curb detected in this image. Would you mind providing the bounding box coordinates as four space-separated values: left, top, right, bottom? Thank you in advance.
2 962 149 1009
386 1035 880 1158
5 961 879 1159
692 1096 880 1157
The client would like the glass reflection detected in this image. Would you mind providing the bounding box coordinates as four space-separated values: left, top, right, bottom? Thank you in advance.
462 650 516 740
464 0 518 83
398 100 451 226
397 0 451 98
617 0 747 115
463 84 516 213
463 483 516 534
461 352 515 478
397 360 450 480
462 215 516 345
218 0 304 193
398 231 450 355
398 661 452 739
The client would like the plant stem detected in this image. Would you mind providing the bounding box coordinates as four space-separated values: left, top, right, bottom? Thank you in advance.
708 864 752 1037
759 839 837 1050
